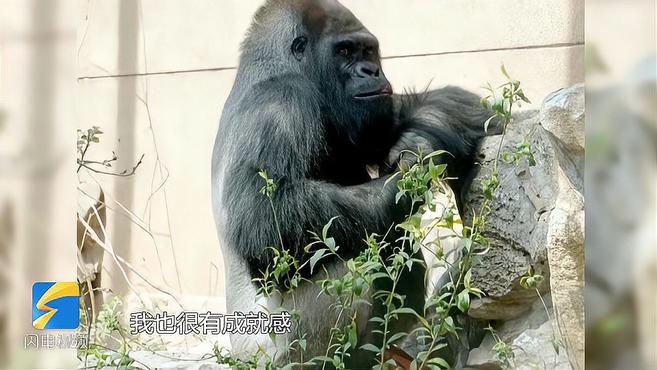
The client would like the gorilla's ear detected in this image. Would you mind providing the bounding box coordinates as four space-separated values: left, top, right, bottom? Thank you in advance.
291 36 308 61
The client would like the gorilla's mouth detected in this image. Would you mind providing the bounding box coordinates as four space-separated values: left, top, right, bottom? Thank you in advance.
354 86 393 99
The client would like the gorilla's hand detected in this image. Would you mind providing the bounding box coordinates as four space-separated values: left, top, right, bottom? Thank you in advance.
382 129 434 174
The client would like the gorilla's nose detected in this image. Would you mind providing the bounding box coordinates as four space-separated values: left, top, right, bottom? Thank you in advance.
356 62 381 78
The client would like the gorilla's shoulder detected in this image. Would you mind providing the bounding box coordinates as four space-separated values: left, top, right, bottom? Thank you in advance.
236 73 322 115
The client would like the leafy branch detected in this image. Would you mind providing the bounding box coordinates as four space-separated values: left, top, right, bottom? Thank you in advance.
77 126 144 177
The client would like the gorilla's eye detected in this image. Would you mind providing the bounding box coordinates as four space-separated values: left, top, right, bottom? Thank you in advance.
291 36 308 61
335 41 354 58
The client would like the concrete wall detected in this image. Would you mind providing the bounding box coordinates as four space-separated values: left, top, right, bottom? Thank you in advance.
1 1 79 367
74 0 583 301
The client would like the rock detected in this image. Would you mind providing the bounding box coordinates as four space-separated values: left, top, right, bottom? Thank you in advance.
511 320 571 370
539 86 585 370
462 85 584 369
463 112 551 321
466 295 571 370
468 296 537 322
539 84 585 153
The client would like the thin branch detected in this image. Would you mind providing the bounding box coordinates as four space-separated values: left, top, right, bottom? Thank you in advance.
77 210 185 310
77 153 145 177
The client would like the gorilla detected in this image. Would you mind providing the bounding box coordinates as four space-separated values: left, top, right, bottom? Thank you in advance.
211 0 493 366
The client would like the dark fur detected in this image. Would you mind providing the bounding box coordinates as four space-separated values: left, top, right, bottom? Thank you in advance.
212 0 493 365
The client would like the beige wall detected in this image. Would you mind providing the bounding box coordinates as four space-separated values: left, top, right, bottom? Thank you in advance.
1 1 79 367
75 0 584 302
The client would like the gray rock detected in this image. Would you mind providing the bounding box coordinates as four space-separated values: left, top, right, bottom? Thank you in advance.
462 85 584 369
466 295 571 370
540 84 585 153
463 112 551 321
539 86 585 370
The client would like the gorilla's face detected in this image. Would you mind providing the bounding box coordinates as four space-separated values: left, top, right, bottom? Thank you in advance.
293 29 394 151
329 33 392 102
283 0 395 155
324 30 393 116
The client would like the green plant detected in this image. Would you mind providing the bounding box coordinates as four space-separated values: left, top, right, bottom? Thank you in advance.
79 297 136 370
215 344 274 370
485 267 566 370
470 65 533 253
481 65 530 135
502 134 536 166
487 325 515 370
77 125 144 176
520 267 564 356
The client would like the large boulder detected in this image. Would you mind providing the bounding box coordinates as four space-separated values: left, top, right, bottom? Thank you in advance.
538 84 584 370
462 84 584 369
462 110 550 321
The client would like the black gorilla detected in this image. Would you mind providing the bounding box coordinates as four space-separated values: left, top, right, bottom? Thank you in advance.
211 0 492 365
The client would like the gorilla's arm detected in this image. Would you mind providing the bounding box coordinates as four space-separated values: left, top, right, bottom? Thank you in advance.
223 168 407 278
386 86 496 199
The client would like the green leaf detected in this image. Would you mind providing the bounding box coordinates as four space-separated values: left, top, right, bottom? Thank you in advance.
353 277 364 296
349 324 358 347
457 290 471 313
310 356 333 364
517 89 531 103
552 337 560 354
392 307 418 315
427 357 450 369
500 64 511 81
484 115 496 133
359 343 380 353
322 216 339 240
436 163 447 175
309 249 327 274
324 237 336 252
502 152 515 164
334 280 343 296
395 190 406 204
346 259 356 272
383 359 397 368
386 332 407 345
424 149 449 160
480 95 491 108
303 240 322 253
464 269 472 289
369 316 385 324
383 171 401 188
